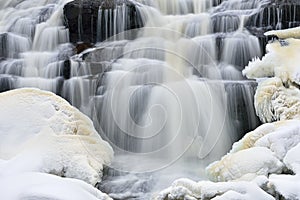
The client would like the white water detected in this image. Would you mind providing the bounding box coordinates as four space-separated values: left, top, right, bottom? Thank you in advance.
0 0 272 199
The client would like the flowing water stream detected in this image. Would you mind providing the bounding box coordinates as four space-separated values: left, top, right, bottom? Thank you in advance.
1 0 296 199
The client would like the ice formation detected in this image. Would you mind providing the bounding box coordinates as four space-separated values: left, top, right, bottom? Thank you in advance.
243 38 300 85
265 26 300 39
0 88 113 185
253 77 300 123
242 30 300 123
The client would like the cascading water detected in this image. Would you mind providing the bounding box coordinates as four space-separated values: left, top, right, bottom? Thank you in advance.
0 0 291 199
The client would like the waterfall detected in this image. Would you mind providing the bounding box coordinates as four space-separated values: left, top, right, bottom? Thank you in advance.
0 0 290 198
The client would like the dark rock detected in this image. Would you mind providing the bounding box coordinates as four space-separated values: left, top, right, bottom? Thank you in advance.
75 42 94 54
63 60 71 79
0 32 31 59
0 33 8 59
246 3 300 30
0 76 16 93
63 0 144 44
224 81 261 139
213 0 224 7
55 77 65 97
244 0 300 54
266 34 279 41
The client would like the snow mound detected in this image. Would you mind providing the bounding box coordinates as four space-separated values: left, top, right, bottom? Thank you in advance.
0 88 113 185
155 177 274 200
207 120 300 182
0 172 112 200
206 147 283 182
268 144 300 199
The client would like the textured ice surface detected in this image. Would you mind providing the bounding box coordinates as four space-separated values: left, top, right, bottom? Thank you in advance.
0 88 113 185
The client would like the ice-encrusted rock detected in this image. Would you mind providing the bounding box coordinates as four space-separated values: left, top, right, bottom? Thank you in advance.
0 88 113 185
206 147 283 182
242 33 300 123
243 38 300 85
254 77 300 123
265 26 300 39
207 120 300 182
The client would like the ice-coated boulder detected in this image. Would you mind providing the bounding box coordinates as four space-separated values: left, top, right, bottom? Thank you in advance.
206 147 283 182
0 88 113 185
206 120 300 182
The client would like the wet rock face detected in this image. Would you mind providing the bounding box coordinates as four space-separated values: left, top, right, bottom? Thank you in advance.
247 0 300 29
63 0 144 44
245 0 300 54
0 33 8 59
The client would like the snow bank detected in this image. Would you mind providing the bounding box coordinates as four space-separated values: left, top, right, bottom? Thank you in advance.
0 172 112 200
268 144 300 199
0 88 113 185
155 176 274 200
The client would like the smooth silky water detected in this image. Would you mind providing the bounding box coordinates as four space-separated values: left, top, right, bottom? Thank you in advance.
0 0 277 199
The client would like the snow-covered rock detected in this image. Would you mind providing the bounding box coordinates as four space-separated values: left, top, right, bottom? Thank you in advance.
207 120 300 182
0 88 113 185
265 26 300 39
206 147 283 182
267 144 300 199
155 177 274 200
0 172 112 200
